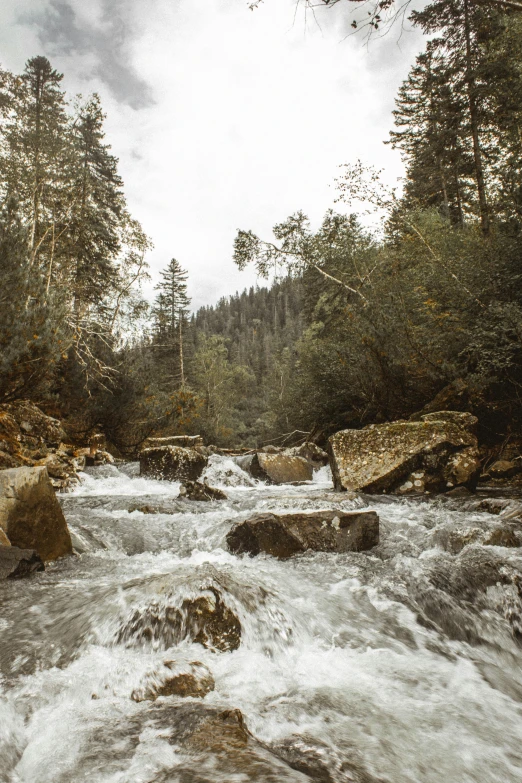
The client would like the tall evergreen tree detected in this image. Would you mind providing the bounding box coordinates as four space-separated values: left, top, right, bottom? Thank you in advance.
153 258 191 388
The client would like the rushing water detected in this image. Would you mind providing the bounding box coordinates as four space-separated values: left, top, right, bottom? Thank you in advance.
1 456 522 782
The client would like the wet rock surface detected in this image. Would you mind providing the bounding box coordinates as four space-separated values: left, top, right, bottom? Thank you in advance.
140 445 208 481
250 452 313 484
0 466 72 561
3 460 522 783
328 411 481 494
227 510 379 558
117 586 242 652
0 544 44 579
179 480 227 501
131 659 215 701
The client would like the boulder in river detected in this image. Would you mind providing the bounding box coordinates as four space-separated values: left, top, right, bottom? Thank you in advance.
249 452 313 484
0 544 44 579
0 466 72 561
227 510 379 558
179 480 227 501
140 445 208 482
117 586 242 652
131 659 215 702
328 411 481 494
286 442 329 469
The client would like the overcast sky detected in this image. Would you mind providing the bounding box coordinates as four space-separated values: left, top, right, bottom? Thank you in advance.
0 0 423 310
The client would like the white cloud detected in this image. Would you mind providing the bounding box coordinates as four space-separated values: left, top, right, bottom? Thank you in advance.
0 0 424 310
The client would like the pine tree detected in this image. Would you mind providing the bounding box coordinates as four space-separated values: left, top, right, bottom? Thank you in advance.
0 57 69 280
153 258 191 388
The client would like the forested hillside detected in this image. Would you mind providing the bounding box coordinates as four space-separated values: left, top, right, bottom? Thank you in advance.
2 0 522 452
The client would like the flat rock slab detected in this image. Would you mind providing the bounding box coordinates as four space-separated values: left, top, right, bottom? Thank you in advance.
0 545 44 579
250 453 313 484
140 446 208 482
227 510 379 558
328 411 481 494
0 466 72 561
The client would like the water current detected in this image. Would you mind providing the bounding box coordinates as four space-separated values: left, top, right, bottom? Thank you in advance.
1 455 522 782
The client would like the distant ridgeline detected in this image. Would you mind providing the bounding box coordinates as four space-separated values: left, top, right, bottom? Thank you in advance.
192 277 303 384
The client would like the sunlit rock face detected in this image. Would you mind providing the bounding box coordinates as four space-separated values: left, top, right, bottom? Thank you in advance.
140 445 208 482
0 466 72 561
328 411 481 494
249 452 313 484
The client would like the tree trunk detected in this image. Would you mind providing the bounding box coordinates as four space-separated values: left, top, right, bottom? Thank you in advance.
463 0 490 235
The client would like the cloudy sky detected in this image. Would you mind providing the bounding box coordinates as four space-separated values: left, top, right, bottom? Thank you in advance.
0 0 423 310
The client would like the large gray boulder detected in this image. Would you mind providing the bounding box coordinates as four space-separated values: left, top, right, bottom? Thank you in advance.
328 411 481 494
140 446 208 482
0 545 44 579
249 452 313 484
0 466 73 561
227 510 379 558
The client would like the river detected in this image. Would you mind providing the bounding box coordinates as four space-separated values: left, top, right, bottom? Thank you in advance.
1 455 522 782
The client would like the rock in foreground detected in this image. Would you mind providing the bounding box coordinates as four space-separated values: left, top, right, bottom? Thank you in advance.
179 480 227 501
227 510 379 558
0 466 72 561
328 411 481 494
249 452 313 484
117 587 242 652
0 545 44 579
140 446 208 482
132 660 215 702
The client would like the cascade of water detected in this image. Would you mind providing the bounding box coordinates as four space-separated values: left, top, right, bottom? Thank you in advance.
1 458 522 783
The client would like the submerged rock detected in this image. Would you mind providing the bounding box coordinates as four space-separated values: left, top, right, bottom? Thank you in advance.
117 586 242 652
0 466 72 561
140 445 208 482
249 452 313 484
0 544 44 579
131 660 215 702
179 480 227 501
227 510 379 558
140 703 310 781
328 411 481 494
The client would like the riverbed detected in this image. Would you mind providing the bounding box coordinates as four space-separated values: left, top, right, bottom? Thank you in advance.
1 456 522 782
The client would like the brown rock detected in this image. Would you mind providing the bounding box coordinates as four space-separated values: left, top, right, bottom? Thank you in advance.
179 480 227 501
0 545 44 579
484 527 519 547
0 528 10 546
140 446 208 482
227 510 379 558
487 460 522 479
0 466 72 562
131 660 215 702
287 442 329 469
328 411 480 494
249 452 313 484
0 400 65 445
117 587 241 652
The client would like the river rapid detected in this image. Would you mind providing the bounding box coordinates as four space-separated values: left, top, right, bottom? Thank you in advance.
1 455 522 782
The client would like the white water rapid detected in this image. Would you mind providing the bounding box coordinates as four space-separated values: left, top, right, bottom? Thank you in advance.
1 457 522 782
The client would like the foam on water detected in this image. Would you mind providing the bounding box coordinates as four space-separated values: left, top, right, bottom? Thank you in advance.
2 456 522 782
